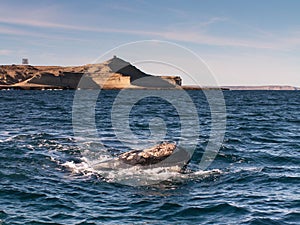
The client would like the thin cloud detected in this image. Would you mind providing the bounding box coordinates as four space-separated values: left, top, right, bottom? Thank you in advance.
0 49 12 55
0 26 36 36
158 30 282 50
0 25 91 42
0 17 82 30
0 16 299 50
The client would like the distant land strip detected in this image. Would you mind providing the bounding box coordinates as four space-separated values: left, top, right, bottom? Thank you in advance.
0 85 298 90
182 85 299 90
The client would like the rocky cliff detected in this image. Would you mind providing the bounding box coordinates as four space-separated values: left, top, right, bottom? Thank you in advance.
0 57 182 89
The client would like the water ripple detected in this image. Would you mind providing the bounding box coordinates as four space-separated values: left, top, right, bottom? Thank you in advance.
0 90 299 224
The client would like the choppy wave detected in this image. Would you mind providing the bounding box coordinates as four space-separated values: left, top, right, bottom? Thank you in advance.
0 90 299 224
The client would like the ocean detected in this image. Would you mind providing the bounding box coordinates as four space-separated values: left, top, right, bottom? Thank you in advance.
0 90 299 224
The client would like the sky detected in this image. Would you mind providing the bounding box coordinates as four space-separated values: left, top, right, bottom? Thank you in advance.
0 0 300 86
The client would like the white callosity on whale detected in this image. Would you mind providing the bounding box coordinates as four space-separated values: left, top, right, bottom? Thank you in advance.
119 142 177 166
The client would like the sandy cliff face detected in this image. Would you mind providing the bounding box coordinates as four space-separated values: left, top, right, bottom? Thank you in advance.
0 57 182 89
0 65 86 85
0 65 38 84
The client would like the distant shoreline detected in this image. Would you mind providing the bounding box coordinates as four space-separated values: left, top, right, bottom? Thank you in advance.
182 85 299 91
0 85 298 91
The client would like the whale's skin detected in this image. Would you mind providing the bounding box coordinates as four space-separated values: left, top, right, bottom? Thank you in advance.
93 142 191 171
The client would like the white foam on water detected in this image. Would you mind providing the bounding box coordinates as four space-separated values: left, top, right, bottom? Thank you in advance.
230 166 264 174
62 160 96 176
59 153 223 186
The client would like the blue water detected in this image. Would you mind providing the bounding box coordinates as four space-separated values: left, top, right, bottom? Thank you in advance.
0 90 299 224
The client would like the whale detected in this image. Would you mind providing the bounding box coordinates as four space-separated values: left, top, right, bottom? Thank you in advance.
93 142 192 171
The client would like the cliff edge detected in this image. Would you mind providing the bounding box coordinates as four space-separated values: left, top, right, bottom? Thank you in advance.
0 57 181 90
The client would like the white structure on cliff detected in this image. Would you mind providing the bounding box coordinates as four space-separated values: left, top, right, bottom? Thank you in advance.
22 58 29 65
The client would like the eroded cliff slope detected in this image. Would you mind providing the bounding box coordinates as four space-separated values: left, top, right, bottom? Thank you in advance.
0 57 181 89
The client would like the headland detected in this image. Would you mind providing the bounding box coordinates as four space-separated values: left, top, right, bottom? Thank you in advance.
0 57 298 90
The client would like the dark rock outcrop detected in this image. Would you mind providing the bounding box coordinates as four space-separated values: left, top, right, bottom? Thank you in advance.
108 57 180 88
